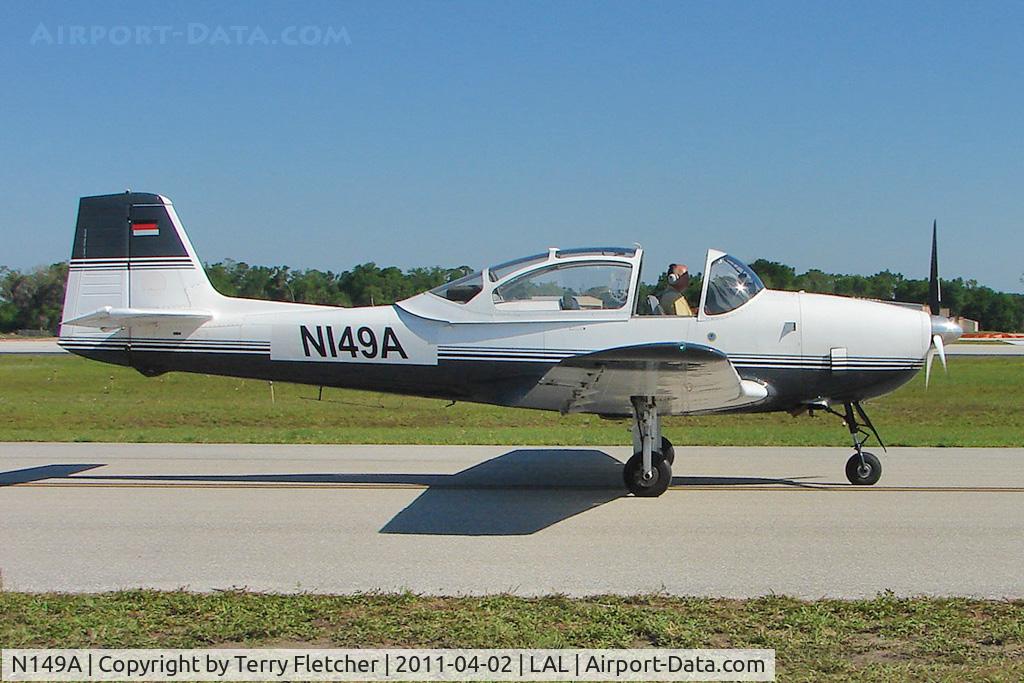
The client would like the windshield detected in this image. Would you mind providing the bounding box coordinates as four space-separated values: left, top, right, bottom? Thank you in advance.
703 255 764 315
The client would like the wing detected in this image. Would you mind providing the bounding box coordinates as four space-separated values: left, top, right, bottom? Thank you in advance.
62 306 213 330
534 342 768 416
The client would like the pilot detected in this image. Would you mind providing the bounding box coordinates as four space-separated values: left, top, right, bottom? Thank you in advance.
659 263 694 316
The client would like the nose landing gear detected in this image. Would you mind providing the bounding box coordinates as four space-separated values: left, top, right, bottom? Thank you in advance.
823 401 886 486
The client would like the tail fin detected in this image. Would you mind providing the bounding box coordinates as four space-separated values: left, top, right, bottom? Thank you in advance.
60 192 219 335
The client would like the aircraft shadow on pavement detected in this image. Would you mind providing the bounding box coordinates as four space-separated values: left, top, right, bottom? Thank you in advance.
0 463 105 485
1 453 823 535
376 454 819 535
377 453 824 535
380 449 625 535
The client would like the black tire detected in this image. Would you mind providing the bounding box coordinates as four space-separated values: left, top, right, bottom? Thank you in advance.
660 437 675 465
845 451 882 486
623 451 673 497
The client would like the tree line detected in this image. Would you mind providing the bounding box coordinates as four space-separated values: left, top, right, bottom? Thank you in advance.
2 259 1022 334
746 259 1024 333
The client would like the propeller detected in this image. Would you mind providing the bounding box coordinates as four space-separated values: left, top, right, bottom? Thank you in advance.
925 333 946 387
924 221 961 387
928 219 941 316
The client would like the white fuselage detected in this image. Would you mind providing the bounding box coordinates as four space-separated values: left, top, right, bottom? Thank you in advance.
58 193 934 417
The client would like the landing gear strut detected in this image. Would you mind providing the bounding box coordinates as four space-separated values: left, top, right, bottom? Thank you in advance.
623 396 673 497
824 401 885 486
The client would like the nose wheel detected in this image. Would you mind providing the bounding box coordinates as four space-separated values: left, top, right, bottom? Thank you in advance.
845 451 881 485
821 401 886 486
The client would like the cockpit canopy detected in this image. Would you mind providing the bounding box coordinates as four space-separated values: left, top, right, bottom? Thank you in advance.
429 247 638 311
405 246 764 323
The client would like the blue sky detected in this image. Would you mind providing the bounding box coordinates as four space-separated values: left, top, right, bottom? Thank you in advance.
1 0 1021 291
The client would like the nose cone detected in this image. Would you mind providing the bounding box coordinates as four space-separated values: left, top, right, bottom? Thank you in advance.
930 315 962 345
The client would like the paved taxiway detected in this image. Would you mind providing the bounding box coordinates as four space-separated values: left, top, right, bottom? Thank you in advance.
1 443 1022 598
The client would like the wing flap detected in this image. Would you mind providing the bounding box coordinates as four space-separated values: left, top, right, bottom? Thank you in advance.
538 342 768 415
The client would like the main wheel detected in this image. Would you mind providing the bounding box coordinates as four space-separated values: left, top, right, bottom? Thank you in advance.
660 437 675 465
623 451 673 497
845 451 882 486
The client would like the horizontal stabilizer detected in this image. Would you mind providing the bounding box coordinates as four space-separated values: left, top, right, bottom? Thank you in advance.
62 306 212 330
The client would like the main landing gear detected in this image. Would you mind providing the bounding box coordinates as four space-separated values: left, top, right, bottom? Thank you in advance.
822 401 886 486
623 397 674 497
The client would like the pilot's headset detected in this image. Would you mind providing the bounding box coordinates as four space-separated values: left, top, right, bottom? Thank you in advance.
667 264 680 285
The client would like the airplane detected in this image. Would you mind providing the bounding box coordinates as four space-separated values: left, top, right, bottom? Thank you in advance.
58 192 963 497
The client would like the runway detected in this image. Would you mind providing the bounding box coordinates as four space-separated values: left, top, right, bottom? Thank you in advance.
943 342 1024 355
1 443 1022 598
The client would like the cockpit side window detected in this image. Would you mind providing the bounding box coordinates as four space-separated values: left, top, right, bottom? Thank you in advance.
493 262 632 311
429 271 484 303
703 255 765 315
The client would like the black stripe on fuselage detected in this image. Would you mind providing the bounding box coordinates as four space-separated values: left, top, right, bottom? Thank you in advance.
62 345 921 414
61 338 921 369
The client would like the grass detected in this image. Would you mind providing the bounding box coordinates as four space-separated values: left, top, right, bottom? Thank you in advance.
0 356 1022 446
1 592 1022 681
2 355 1023 447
